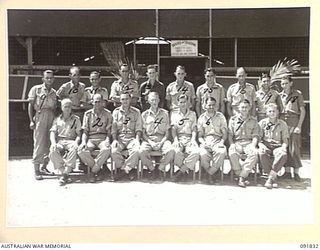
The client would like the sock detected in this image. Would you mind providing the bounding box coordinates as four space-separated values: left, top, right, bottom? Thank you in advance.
285 167 291 173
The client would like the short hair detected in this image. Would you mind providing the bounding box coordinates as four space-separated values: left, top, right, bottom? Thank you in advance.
204 96 217 104
43 70 54 76
61 98 72 107
147 65 158 72
237 67 247 74
120 92 132 98
147 92 160 100
92 93 103 100
90 71 101 78
282 75 293 82
70 66 80 73
175 65 186 72
204 67 216 75
177 94 189 102
265 103 278 111
261 73 270 79
239 99 251 106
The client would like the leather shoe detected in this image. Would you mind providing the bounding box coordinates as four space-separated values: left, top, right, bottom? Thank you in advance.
40 167 54 175
294 173 301 182
280 172 292 179
238 177 246 188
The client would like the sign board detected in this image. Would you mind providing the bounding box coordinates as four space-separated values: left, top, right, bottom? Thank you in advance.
170 40 198 56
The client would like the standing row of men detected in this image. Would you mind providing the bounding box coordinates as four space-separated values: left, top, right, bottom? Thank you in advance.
27 64 306 188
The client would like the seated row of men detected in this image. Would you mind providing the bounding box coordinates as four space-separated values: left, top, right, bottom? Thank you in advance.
27 66 305 189
43 91 288 189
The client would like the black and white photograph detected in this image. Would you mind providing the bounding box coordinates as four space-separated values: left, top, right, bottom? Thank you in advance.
3 3 317 243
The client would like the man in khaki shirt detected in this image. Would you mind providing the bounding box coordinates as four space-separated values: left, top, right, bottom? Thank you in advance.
49 98 81 185
166 65 196 111
228 99 259 187
111 93 142 181
140 92 175 181
279 76 306 181
198 97 227 184
28 70 57 180
57 66 90 120
196 68 226 117
226 67 256 117
109 64 140 108
258 103 289 189
255 73 283 121
85 71 109 109
78 94 113 183
171 95 199 181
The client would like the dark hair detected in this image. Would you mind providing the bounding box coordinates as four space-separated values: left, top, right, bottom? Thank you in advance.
239 99 251 105
204 67 216 75
204 96 217 104
261 73 270 79
175 65 186 72
90 71 101 78
237 67 247 74
43 70 54 76
282 75 293 82
177 94 189 102
120 92 132 98
147 65 158 72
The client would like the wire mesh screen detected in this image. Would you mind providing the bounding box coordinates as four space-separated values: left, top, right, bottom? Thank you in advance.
212 38 234 67
238 37 309 67
32 37 124 66
125 44 158 67
8 37 27 65
8 36 309 69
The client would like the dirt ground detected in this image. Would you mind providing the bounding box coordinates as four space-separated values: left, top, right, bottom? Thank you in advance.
6 158 313 227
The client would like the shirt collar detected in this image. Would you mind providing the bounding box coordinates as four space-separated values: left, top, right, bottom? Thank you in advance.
119 106 132 114
147 107 161 116
178 109 190 117
204 111 217 119
205 82 217 88
281 88 295 96
175 80 186 87
41 83 53 93
266 117 280 126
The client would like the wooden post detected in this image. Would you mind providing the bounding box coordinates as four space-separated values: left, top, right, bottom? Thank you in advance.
26 37 33 66
133 40 136 68
209 9 212 67
156 9 160 76
234 38 238 68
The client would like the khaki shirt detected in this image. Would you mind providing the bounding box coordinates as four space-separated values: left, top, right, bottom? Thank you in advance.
50 114 81 140
28 83 57 112
171 109 197 135
142 108 170 138
112 106 142 140
280 89 305 115
197 111 227 138
110 79 140 101
166 81 196 110
228 114 259 141
256 89 282 114
85 86 109 103
196 82 225 113
56 81 87 109
82 108 113 138
259 118 289 146
227 82 256 111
